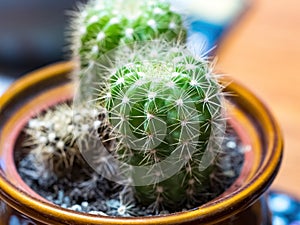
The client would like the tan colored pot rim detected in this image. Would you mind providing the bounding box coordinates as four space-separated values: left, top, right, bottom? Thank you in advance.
0 62 283 224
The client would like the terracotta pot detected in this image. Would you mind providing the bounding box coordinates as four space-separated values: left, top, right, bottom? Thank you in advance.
0 62 283 225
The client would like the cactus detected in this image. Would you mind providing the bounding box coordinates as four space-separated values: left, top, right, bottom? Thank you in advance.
69 0 186 95
95 41 226 210
22 103 115 182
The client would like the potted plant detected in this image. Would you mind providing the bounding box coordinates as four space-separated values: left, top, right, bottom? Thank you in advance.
0 0 282 224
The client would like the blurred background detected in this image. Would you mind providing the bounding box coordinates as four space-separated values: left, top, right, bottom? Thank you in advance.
216 0 300 194
216 1 300 224
0 0 86 93
0 0 248 94
0 0 300 223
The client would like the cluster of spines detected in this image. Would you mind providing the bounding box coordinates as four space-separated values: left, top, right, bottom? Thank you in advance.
97 43 226 210
23 103 113 178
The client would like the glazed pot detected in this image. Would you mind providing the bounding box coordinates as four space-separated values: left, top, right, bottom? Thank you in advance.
0 62 283 225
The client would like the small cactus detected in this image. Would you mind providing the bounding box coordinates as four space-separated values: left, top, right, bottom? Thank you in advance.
96 41 226 210
69 0 186 95
22 103 115 180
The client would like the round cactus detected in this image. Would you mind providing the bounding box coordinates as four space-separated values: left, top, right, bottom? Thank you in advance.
97 42 226 210
70 0 186 95
22 103 116 181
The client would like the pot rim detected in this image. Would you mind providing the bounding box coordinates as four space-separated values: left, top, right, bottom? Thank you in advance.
0 62 283 224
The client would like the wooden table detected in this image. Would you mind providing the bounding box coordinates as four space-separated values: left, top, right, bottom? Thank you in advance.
217 0 300 196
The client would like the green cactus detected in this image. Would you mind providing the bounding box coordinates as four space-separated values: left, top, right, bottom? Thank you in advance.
70 0 186 94
97 42 225 210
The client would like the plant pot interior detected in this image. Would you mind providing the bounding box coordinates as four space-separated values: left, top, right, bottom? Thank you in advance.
0 62 282 225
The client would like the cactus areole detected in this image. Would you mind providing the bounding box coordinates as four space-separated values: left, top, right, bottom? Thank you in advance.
96 44 225 210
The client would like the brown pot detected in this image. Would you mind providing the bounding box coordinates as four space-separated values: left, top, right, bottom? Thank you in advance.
0 62 283 225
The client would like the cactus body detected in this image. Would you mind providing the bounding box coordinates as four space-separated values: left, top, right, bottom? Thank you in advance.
99 43 225 210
